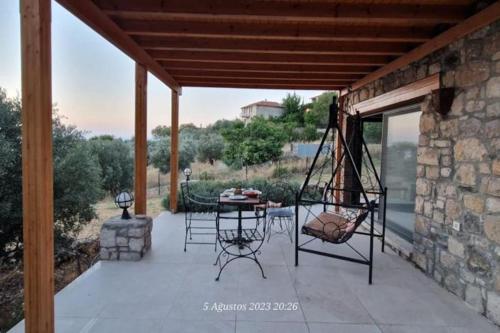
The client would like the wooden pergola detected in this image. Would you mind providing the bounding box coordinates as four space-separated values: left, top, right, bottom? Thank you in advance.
19 0 500 332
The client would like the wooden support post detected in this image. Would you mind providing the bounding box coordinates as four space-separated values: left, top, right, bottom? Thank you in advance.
20 0 55 332
135 63 148 215
170 90 179 212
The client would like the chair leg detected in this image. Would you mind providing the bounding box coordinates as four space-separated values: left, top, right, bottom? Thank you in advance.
267 217 274 243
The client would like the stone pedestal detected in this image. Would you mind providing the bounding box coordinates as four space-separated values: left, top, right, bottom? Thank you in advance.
99 215 153 261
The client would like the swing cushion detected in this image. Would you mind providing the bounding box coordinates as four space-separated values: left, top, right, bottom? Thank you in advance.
302 212 355 242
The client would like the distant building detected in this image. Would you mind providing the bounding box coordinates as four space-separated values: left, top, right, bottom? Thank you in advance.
240 100 284 121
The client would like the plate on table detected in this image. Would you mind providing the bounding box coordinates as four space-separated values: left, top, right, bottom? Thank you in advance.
229 195 247 200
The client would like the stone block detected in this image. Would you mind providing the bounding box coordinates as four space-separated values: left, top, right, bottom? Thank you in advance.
448 237 465 258
465 101 485 113
116 237 128 247
485 119 500 138
415 215 428 235
415 196 424 214
445 199 462 220
420 113 437 134
465 285 484 313
129 227 145 237
454 163 477 187
454 138 487 162
417 147 439 165
493 160 500 176
463 194 484 214
129 237 145 252
467 248 491 277
487 102 500 118
458 117 481 137
456 62 490 87
486 77 500 98
426 166 440 179
484 215 500 244
416 178 432 196
445 275 465 298
100 229 116 247
441 168 452 178
442 155 452 167
487 177 500 197
440 119 459 138
424 201 433 217
440 251 457 268
479 163 491 174
486 197 500 213
487 292 500 325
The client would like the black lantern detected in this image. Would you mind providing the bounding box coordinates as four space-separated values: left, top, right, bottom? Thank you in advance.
183 168 192 181
115 191 134 219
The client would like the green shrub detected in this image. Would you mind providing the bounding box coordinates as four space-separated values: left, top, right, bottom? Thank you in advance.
272 166 291 179
163 179 301 212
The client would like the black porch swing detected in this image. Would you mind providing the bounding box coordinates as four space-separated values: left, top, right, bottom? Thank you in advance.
294 96 387 284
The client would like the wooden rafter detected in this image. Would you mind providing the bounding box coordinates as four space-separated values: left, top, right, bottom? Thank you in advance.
161 61 377 74
136 37 411 56
119 20 433 43
98 1 467 26
152 51 391 66
169 70 364 81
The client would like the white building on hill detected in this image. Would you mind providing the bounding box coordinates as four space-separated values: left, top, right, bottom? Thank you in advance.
240 100 284 122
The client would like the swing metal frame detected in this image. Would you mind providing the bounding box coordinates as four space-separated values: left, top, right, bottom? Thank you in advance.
294 98 387 285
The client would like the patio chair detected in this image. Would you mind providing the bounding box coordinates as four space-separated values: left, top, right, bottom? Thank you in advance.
260 181 296 243
180 181 218 252
214 199 268 281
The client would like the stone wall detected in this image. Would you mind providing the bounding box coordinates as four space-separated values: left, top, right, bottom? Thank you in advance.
342 21 500 325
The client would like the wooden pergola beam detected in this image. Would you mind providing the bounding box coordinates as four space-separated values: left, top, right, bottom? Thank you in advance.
346 1 500 92
174 75 356 84
179 82 345 90
138 37 410 56
165 64 373 75
100 1 467 25
134 63 147 215
161 61 377 74
170 70 364 81
153 51 391 66
55 0 180 92
121 20 432 43
20 0 55 332
170 90 179 213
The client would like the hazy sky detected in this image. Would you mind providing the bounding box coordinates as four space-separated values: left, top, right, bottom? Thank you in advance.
0 1 324 138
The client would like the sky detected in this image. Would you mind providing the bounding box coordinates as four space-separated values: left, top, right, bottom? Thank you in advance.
0 1 324 139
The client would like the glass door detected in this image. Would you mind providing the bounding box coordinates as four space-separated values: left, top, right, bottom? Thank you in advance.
381 105 420 241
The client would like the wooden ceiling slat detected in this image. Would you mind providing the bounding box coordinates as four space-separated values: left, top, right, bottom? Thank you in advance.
119 20 433 43
98 1 467 26
169 70 363 81
153 51 391 66
161 61 377 74
177 77 353 86
174 75 357 83
179 82 345 90
139 37 410 56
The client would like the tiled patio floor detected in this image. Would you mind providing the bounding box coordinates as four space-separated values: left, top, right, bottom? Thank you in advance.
10 210 500 333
